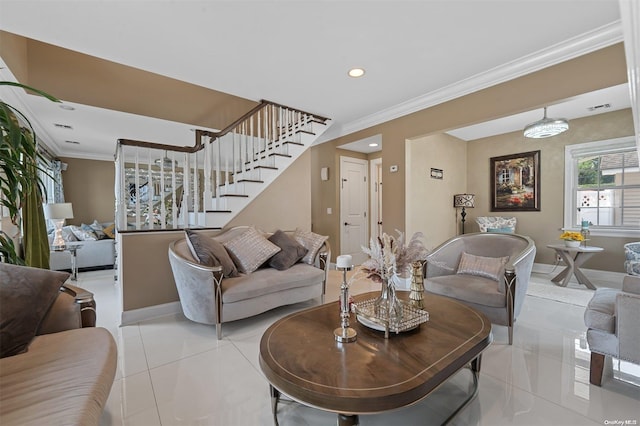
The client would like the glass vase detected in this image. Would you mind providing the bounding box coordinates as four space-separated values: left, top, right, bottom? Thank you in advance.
373 277 404 327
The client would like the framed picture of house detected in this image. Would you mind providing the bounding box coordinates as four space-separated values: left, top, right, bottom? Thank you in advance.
490 150 540 211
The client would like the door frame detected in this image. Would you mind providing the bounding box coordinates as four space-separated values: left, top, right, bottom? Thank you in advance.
370 157 382 241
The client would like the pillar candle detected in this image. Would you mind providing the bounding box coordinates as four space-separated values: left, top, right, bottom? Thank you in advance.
336 255 352 268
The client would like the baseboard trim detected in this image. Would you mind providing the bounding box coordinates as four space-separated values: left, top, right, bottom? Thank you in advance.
121 301 183 326
533 262 626 288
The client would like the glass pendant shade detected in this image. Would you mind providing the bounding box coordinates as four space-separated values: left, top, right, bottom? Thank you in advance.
524 107 569 138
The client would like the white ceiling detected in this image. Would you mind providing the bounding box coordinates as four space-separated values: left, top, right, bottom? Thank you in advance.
0 0 631 159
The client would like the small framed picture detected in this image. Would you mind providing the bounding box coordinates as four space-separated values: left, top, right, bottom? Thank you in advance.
490 150 540 211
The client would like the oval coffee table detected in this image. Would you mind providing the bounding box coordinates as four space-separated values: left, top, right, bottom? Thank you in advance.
259 291 492 425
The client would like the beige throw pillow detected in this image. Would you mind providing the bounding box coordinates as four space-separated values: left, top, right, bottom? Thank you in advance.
293 228 328 265
456 252 509 283
223 227 281 274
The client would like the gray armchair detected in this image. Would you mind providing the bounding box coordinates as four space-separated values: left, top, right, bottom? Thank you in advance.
424 232 536 344
584 275 640 386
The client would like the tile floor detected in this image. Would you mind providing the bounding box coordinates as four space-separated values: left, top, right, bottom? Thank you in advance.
75 269 640 426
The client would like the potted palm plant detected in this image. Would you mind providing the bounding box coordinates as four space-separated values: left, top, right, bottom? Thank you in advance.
1 81 59 264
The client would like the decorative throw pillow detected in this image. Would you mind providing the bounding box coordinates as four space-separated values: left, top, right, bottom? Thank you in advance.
223 227 281 274
81 223 100 240
268 230 308 271
486 227 514 234
0 264 70 358
103 223 116 239
293 228 328 265
89 220 107 239
69 225 98 241
61 226 79 242
457 252 509 283
185 230 238 277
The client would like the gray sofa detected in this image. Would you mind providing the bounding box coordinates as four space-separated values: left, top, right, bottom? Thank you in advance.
0 264 117 426
168 226 331 339
50 239 115 271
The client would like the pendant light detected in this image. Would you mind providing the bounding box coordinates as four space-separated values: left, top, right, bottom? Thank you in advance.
523 107 569 138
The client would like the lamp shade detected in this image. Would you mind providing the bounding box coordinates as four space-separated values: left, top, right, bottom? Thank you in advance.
43 203 74 220
453 194 475 208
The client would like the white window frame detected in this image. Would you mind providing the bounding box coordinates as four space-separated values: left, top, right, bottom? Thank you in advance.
564 136 640 237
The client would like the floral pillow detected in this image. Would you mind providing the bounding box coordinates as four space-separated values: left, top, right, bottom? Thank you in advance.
69 225 98 241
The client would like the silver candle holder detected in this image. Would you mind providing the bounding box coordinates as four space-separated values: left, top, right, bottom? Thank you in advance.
334 257 357 343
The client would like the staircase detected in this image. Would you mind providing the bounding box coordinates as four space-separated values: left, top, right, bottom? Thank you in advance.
114 100 331 230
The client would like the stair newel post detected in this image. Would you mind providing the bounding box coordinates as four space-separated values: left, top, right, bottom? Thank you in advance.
133 148 140 229
171 150 177 228
146 149 154 229
159 148 166 229
202 137 211 211
183 151 190 227
193 149 200 225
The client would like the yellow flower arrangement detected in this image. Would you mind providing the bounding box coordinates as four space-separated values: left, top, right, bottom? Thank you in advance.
559 231 585 241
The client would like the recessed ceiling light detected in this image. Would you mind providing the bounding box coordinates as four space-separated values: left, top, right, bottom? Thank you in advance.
59 104 75 111
368 143 378 147
348 68 365 78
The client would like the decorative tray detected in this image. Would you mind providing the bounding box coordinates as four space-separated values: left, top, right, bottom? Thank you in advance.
352 298 429 338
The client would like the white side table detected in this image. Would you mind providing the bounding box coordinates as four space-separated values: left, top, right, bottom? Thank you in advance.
546 244 603 290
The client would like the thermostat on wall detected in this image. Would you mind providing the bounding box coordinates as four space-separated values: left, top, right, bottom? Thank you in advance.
390 165 398 173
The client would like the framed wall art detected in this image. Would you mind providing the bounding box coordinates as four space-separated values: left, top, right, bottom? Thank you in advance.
490 150 540 211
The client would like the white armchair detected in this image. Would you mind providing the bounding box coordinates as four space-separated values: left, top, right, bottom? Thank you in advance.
584 275 640 386
475 216 516 233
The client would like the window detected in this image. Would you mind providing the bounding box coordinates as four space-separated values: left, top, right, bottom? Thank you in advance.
565 137 640 237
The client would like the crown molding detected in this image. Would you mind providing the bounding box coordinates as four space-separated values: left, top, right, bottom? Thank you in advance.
315 21 624 145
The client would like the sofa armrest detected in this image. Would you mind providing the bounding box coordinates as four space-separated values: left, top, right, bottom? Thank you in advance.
38 284 96 334
616 291 640 364
61 284 97 327
622 275 640 295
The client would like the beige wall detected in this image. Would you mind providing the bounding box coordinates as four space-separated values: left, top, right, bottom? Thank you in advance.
405 133 467 249
60 156 115 225
311 44 629 269
466 108 636 272
120 149 314 311
313 44 628 246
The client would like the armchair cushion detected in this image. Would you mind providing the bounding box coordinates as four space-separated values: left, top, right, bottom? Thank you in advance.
457 252 509 283
0 264 70 358
584 287 619 334
622 275 640 294
426 274 506 308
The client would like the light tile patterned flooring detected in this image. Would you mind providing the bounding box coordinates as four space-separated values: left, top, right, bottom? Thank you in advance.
75 269 640 426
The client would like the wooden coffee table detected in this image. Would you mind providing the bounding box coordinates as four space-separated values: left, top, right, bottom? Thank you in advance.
259 291 492 425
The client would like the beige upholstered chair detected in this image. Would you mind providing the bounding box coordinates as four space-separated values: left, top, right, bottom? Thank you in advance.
584 275 640 386
424 232 536 344
475 216 517 233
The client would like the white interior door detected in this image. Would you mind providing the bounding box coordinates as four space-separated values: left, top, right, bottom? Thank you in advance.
340 156 369 265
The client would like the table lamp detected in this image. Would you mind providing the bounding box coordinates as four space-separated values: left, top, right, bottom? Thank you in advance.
453 194 475 234
43 203 74 251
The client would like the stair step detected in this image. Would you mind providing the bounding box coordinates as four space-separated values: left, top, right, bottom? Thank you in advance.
218 179 263 187
296 129 315 136
220 194 249 198
254 165 278 170
269 153 292 158
283 141 304 146
205 210 231 213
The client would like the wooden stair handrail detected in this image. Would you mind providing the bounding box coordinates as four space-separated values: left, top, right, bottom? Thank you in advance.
116 100 328 155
